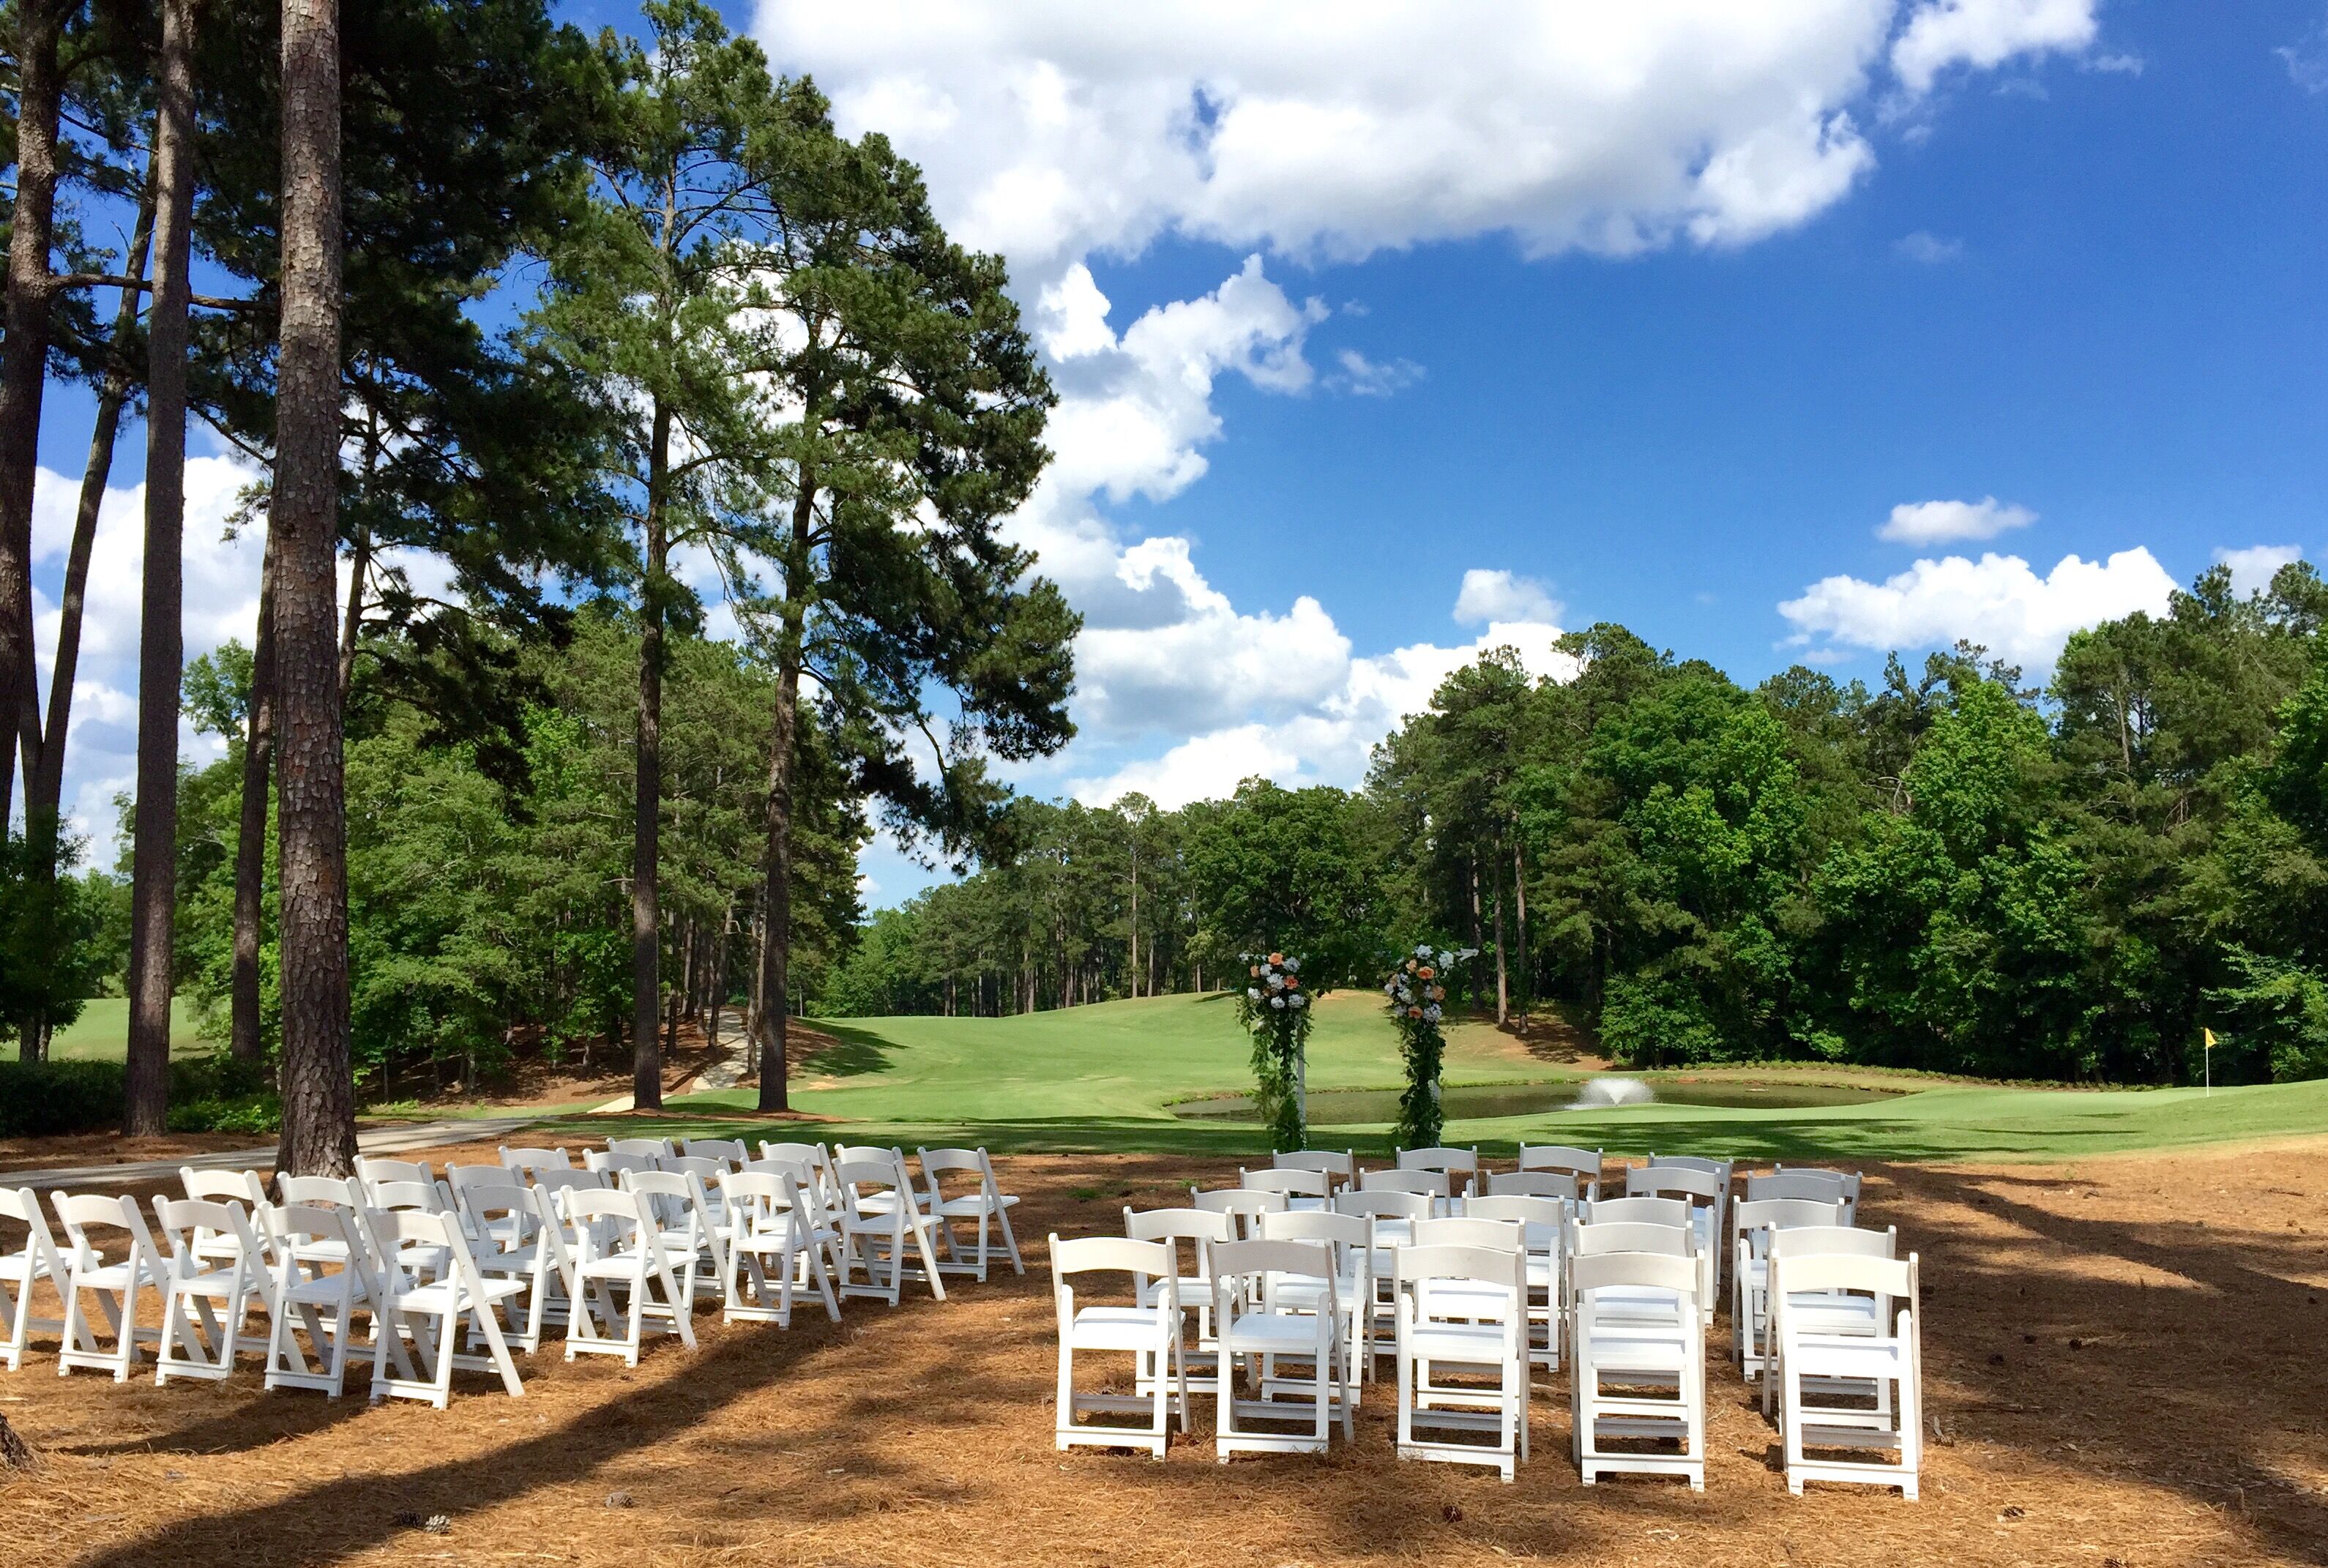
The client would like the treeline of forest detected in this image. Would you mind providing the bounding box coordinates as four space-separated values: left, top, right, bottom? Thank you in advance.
829 561 2328 1089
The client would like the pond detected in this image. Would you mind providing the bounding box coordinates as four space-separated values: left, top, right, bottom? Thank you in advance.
1168 1078 1906 1124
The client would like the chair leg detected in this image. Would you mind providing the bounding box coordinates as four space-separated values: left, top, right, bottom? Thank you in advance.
1054 1337 1075 1452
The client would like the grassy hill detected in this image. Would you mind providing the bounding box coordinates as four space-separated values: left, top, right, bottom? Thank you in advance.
39 997 214 1061
591 990 2328 1162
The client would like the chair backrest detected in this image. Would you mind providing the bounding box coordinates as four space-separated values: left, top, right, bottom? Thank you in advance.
52 1191 159 1265
1123 1206 1235 1244
1239 1167 1329 1200
1412 1215 1521 1250
452 1177 547 1242
1330 1189 1431 1223
663 1154 728 1186
278 1173 358 1209
1774 1164 1864 1203
1570 1247 1698 1300
621 1168 712 1235
354 1157 435 1195
560 1185 649 1231
608 1137 675 1160
1256 1207 1372 1254
1649 1154 1732 1181
1773 1250 1916 1306
1188 1188 1287 1239
584 1149 661 1178
1397 1146 1480 1175
723 1169 815 1230
835 1159 910 1216
1731 1197 1848 1240
1484 1169 1581 1202
681 1138 747 1166
758 1140 832 1170
357 1206 482 1295
1518 1143 1600 1178
1462 1192 1567 1250
1627 1165 1723 1206
1745 1170 1852 1205
1395 1242 1526 1320
1570 1220 1690 1259
1769 1224 1898 1262
499 1146 572 1175
1357 1168 1453 1200
1272 1149 1356 1182
1051 1233 1174 1292
529 1168 608 1201
0 1187 65 1274
446 1162 512 1204
834 1143 906 1173
1208 1237 1334 1293
1586 1195 1688 1228
368 1179 444 1215
151 1195 263 1272
182 1167 270 1206
916 1146 986 1179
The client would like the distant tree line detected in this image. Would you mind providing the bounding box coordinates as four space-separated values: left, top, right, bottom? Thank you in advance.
829 561 2328 1088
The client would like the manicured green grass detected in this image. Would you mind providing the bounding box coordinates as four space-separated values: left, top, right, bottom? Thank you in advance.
41 996 214 1061
516 990 2328 1164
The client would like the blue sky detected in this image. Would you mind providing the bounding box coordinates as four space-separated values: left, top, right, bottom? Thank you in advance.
25 1 2328 906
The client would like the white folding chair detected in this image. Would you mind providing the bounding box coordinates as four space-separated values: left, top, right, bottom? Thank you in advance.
1761 1224 1899 1418
51 1192 166 1381
1398 1146 1481 1199
358 1206 526 1407
0 1187 66 1370
1518 1143 1601 1200
1627 1165 1725 1315
354 1157 441 1203
1125 1206 1235 1379
1773 1165 1864 1209
833 1157 947 1304
758 1140 837 1210
498 1146 573 1176
1272 1149 1356 1192
1585 1194 1688 1228
1257 1208 1376 1392
1731 1197 1851 1376
1210 1237 1350 1459
621 1168 727 1305
151 1195 276 1384
455 1177 587 1351
1775 1251 1922 1498
1566 1218 1695 1367
179 1168 275 1267
1394 1241 1529 1481
1332 1188 1432 1356
1357 1167 1455 1215
1463 1192 1567 1375
1051 1234 1188 1458
585 1149 661 1180
607 1137 675 1161
1190 1186 1287 1240
562 1187 697 1365
1570 1250 1704 1490
718 1170 840 1326
917 1146 1024 1280
261 1203 412 1397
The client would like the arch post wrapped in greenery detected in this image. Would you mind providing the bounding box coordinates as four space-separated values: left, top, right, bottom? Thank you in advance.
1387 944 1472 1149
1235 951 1313 1151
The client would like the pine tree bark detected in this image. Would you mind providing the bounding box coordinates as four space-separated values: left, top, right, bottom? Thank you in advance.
750 630 803 1113
272 0 357 1178
231 534 277 1063
1510 830 1529 1020
1491 835 1510 1026
124 0 200 1139
630 400 670 1111
0 0 67 824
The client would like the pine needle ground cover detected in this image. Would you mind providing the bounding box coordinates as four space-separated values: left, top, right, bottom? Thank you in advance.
2 1139 2324 1567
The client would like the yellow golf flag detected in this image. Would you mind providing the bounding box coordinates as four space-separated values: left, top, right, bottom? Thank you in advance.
2204 1028 2217 1047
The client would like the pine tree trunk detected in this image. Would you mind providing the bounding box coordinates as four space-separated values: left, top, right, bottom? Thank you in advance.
1490 841 1509 1026
337 518 370 698
0 0 67 824
630 400 670 1111
272 0 357 1179
231 536 278 1063
124 0 199 1140
750 640 802 1113
1510 830 1529 1020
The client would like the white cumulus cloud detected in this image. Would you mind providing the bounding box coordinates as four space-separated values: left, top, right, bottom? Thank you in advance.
1777 547 2176 671
1876 496 2036 545
1891 0 2099 95
1454 569 1562 627
2215 543 2304 597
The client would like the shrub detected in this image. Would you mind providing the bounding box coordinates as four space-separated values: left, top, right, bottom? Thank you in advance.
0 1053 280 1137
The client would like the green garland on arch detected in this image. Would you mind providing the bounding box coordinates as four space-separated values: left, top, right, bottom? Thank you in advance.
1235 950 1313 1152
1385 942 1474 1150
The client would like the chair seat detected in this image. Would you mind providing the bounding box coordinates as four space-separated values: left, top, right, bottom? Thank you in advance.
171 1266 250 1298
931 1194 1019 1218
1221 1313 1331 1354
72 1261 163 1291
282 1273 362 1307
578 1252 656 1280
1274 1276 1362 1314
0 1255 51 1284
392 1277 526 1315
1068 1304 1177 1351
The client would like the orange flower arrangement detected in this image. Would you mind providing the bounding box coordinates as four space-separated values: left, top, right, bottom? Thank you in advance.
1417 966 1435 980
1267 952 1283 964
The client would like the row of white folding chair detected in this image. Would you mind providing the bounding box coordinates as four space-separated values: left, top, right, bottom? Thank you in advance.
1768 1244 1921 1497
